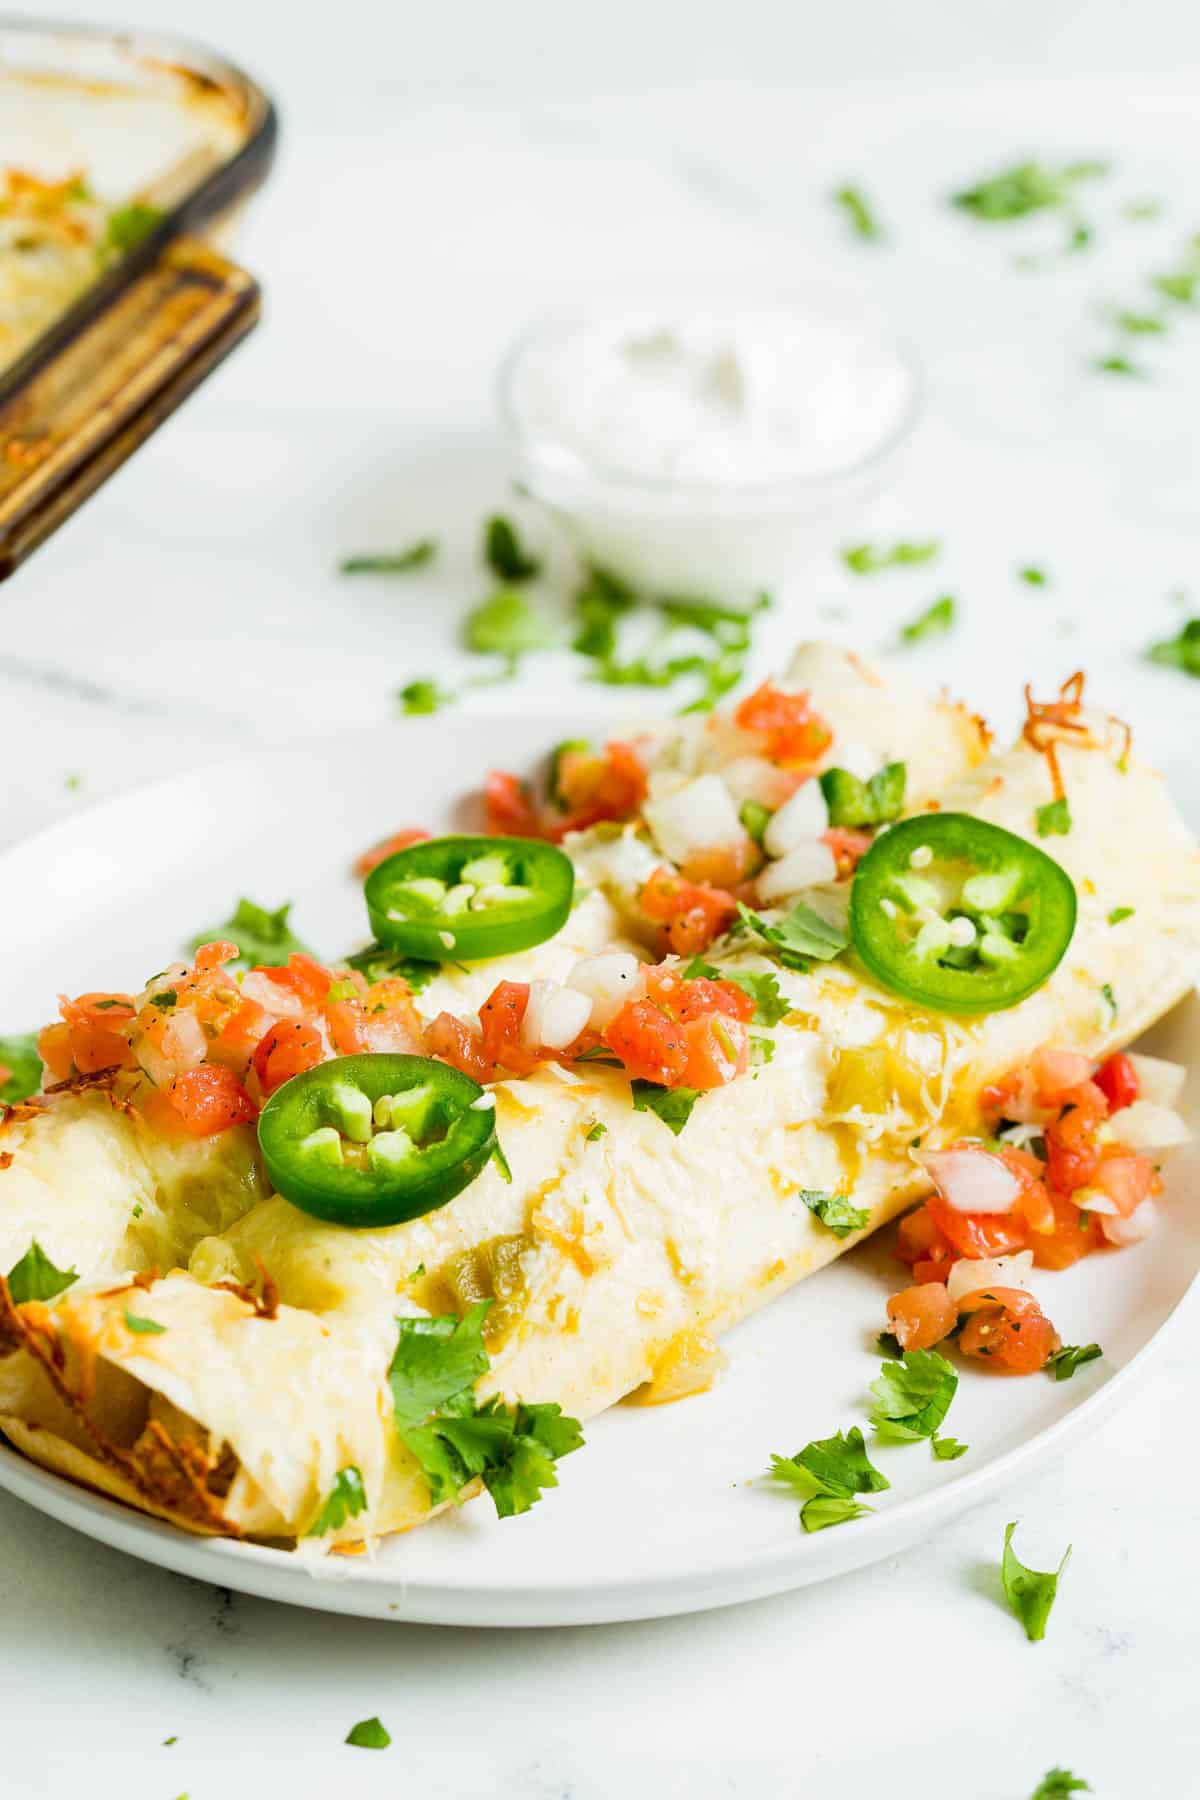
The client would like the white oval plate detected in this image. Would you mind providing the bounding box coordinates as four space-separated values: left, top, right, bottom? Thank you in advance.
0 717 1196 1627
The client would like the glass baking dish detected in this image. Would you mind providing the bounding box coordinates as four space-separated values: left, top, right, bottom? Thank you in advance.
0 18 277 578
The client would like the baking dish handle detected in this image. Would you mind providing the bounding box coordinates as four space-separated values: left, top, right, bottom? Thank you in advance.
0 239 260 581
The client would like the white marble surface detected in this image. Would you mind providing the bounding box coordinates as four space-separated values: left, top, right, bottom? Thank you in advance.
3 6 1200 1794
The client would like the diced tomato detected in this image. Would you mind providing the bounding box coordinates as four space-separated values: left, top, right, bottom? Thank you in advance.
164 1063 257 1137
0 1062 9 1089
1031 1046 1094 1108
263 952 337 1010
925 1191 1031 1261
1030 1191 1102 1270
996 1145 1056 1236
478 980 540 1076
1043 1080 1107 1194
1095 1052 1139 1114
639 866 738 957
484 770 545 839
211 998 273 1067
352 827 430 879
251 1021 324 1098
36 1021 73 1082
734 682 832 768
1090 1150 1159 1218
424 1011 492 1083
605 998 690 1088
894 1203 959 1283
956 1286 1061 1374
56 991 137 1074
886 1281 958 1351
679 840 755 889
194 940 240 973
822 827 874 877
553 740 646 836
669 972 755 1026
680 1011 749 1090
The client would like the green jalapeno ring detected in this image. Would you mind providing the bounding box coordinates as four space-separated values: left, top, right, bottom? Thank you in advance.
364 834 574 962
849 812 1077 1015
258 1053 497 1228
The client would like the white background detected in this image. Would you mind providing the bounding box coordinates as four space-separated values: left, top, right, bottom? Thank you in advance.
2 3 1199 1795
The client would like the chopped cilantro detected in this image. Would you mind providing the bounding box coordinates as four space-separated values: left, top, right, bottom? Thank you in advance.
1002 1520 1070 1641
1035 797 1071 837
832 183 883 241
339 539 436 575
932 1435 969 1461
842 540 939 575
571 565 637 659
1101 981 1117 1019
344 942 438 992
1116 310 1166 335
631 1081 700 1135
750 1034 775 1066
5 1241 78 1305
1122 197 1162 220
345 1717 391 1750
0 1032 42 1104
464 588 555 665
1151 268 1198 306
1030 1770 1091 1799
1147 617 1200 677
819 760 906 828
734 900 848 971
682 958 790 1026
1019 565 1048 585
868 1347 958 1444
163 1736 177 1747
877 1330 903 1358
388 1302 583 1515
799 1494 875 1532
124 1311 166 1335
105 201 162 253
398 678 455 715
585 1122 607 1142
305 1466 368 1537
484 515 541 582
951 159 1106 221
149 990 177 1012
772 1427 889 1499
1107 906 1134 925
190 897 310 969
1093 354 1142 376
64 772 83 791
408 1263 426 1281
492 1140 512 1183
899 595 956 645
1047 1343 1103 1382
800 1189 870 1238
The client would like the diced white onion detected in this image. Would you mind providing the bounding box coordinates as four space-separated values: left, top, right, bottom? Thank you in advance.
757 840 837 902
1074 1187 1120 1216
567 952 644 1030
719 755 791 809
578 829 662 894
643 774 743 864
163 1007 209 1071
763 780 828 859
947 1249 1034 1304
924 1146 1022 1214
240 970 306 1018
1109 1099 1190 1152
1127 1053 1187 1109
521 980 593 1051
1100 1198 1158 1246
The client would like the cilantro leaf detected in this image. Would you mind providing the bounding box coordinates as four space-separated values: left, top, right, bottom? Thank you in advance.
0 1032 42 1104
585 1122 607 1142
877 1330 903 1358
388 1303 491 1432
1147 617 1200 677
952 159 1106 221
682 959 790 1026
1030 1770 1091 1799
5 1240 78 1305
464 588 555 663
1093 354 1142 376
1116 310 1166 335
124 1311 166 1335
793 1426 890 1497
819 761 906 828
105 201 162 253
832 184 884 241
868 1348 958 1443
800 1494 875 1532
1002 1520 1071 1641
571 565 637 659
631 1081 700 1135
398 678 455 715
340 539 436 575
1035 797 1072 837
1019 565 1049 585
344 942 438 992
735 901 848 971
346 1717 391 1750
1047 1343 1102 1381
801 1189 870 1238
1101 981 1117 1019
1107 906 1134 926
1151 268 1199 305
190 897 310 969
482 1401 585 1517
899 595 956 645
932 1435 969 1460
842 540 939 575
305 1465 368 1537
484 515 541 582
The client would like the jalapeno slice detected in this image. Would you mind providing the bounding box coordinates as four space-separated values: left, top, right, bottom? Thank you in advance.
849 813 1076 1014
257 1053 497 1228
364 834 574 962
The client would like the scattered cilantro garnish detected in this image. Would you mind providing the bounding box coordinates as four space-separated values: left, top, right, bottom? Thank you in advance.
800 1189 870 1238
1147 617 1200 677
799 1494 876 1532
876 1330 903 1359
819 760 906 829
1093 354 1142 376
1101 981 1117 1019
585 1122 607 1142
1122 197 1162 221
344 942 438 991
1115 310 1166 335
571 565 637 659
464 587 555 667
1002 1520 1070 1641
832 184 884 241
631 1081 700 1136
1107 906 1134 925
5 1241 78 1305
0 1032 42 1104
484 515 541 583
572 575 766 712
768 1425 886 1532
346 1717 391 1750
398 678 455 715
387 1302 583 1515
842 540 939 575
1030 1770 1091 1799
868 1347 958 1445
1019 565 1049 585
1035 797 1071 837
64 772 83 791
491 1140 512 1183
1047 1343 1103 1382
1151 268 1199 306
124 1311 166 1335
931 1435 969 1461
104 200 163 254
750 1034 775 1066
899 595 956 645
682 958 790 1026
339 539 436 575
734 900 848 971
189 897 310 969
305 1465 368 1537
951 159 1106 222
149 990 177 1012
